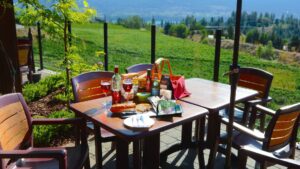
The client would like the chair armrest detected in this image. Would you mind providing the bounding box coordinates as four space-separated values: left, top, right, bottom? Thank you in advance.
247 96 272 106
0 148 66 159
254 105 276 116
32 118 84 126
221 118 265 141
239 146 300 168
0 148 67 169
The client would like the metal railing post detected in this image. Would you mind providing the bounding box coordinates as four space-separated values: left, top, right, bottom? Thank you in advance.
151 25 156 64
213 29 222 82
37 22 43 70
104 22 108 71
28 28 36 73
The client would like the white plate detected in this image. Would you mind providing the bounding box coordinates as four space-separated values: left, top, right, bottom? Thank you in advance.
123 115 155 129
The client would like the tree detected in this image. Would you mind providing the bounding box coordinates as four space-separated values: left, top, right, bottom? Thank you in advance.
164 22 172 35
257 41 275 60
227 25 234 39
246 28 260 44
169 24 189 38
289 36 300 52
17 0 96 104
117 15 144 29
259 32 270 45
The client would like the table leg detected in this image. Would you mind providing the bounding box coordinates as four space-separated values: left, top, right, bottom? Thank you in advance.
116 138 129 169
93 123 102 169
197 116 206 169
206 111 220 169
143 133 160 169
133 140 142 169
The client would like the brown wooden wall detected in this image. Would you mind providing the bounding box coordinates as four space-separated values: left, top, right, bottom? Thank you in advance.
0 0 22 94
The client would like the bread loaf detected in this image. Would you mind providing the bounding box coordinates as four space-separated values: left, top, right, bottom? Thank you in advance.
110 103 136 113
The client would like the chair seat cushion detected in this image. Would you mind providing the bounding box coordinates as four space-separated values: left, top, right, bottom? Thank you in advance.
7 145 89 169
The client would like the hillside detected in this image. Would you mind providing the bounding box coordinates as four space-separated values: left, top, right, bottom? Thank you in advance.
28 23 300 111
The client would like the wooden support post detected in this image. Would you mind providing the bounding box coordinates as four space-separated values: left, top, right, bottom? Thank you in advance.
213 29 222 82
0 0 22 93
37 22 44 70
104 22 108 71
151 25 156 64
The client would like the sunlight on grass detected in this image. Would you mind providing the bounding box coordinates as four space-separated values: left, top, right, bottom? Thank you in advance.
267 67 297 91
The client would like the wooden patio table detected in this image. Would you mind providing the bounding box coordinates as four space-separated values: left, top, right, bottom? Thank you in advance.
70 96 209 169
179 78 258 169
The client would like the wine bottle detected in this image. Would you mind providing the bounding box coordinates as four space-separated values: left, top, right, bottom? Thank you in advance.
111 65 121 104
145 69 152 93
151 72 160 96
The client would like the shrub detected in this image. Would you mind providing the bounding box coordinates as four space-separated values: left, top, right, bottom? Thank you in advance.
256 41 275 60
53 93 72 103
168 24 189 38
23 74 65 102
33 110 75 146
117 16 145 29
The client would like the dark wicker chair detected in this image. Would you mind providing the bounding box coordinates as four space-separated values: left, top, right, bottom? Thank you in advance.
71 71 115 168
222 67 273 131
125 63 153 73
0 93 90 169
221 103 300 169
238 146 300 169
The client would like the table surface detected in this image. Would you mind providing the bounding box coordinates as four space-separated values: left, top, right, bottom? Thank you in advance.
70 96 208 141
181 78 259 111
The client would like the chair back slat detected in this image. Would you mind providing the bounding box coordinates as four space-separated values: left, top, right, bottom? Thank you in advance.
71 71 114 102
17 38 32 68
126 63 153 73
0 94 31 151
264 103 300 151
17 45 31 66
238 68 273 99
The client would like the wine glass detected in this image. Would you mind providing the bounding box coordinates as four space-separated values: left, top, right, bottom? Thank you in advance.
101 80 111 110
123 78 133 103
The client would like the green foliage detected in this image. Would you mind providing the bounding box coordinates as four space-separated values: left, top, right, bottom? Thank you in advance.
23 74 65 102
168 24 189 38
246 28 260 44
164 22 172 35
33 110 75 146
226 25 234 40
257 41 275 60
64 46 99 76
17 0 96 35
289 36 300 52
17 0 97 104
53 93 71 103
117 15 145 29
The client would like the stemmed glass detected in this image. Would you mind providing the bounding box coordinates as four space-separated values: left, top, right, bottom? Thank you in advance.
101 80 111 110
123 78 133 103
